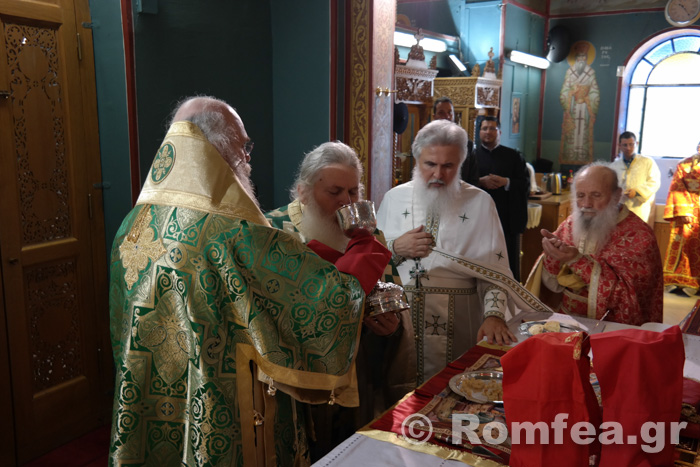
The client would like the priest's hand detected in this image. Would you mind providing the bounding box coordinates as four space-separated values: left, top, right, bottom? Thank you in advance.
392 225 434 259
541 229 579 263
363 312 400 336
624 188 637 198
477 316 516 346
676 216 693 225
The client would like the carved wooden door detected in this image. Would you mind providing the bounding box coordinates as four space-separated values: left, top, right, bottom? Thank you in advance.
0 0 111 462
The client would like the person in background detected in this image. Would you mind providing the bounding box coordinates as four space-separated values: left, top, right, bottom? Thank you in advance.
474 116 530 282
610 131 660 225
432 96 479 187
663 141 700 297
265 141 415 460
527 162 663 325
108 96 391 466
377 119 533 384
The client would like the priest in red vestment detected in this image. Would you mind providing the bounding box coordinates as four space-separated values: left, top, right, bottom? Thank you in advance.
663 143 700 296
526 162 663 325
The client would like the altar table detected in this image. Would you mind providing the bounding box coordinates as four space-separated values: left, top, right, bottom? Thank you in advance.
313 311 700 466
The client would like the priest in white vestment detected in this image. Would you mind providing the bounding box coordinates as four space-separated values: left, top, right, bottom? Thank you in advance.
377 120 521 383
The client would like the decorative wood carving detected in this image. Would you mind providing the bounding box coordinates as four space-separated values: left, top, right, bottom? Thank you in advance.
395 67 438 104
347 0 370 192
26 262 82 391
434 75 502 140
0 1 111 461
6 23 72 246
476 79 502 107
394 31 438 105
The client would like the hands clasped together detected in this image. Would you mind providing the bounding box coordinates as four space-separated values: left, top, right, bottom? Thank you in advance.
479 174 508 190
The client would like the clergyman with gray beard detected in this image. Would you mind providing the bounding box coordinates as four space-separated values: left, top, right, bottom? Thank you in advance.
377 120 530 384
264 141 416 461
527 161 663 325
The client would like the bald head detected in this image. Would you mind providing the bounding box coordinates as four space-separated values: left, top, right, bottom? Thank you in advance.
572 162 621 214
172 96 231 123
170 96 249 170
168 95 257 205
576 164 619 192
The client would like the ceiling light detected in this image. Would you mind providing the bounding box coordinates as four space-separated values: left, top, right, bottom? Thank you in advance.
449 54 466 72
509 50 550 69
394 31 447 53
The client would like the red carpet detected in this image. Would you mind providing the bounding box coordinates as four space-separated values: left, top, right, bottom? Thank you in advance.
23 424 110 466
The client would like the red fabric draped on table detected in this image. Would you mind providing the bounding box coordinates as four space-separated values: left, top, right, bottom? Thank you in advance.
368 344 510 464
590 326 684 466
364 329 688 466
501 332 601 466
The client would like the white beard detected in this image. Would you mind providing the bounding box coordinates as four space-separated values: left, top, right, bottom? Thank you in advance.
411 165 462 219
298 198 350 252
571 201 620 254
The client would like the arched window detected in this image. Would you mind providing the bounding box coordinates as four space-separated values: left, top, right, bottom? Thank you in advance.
622 31 700 159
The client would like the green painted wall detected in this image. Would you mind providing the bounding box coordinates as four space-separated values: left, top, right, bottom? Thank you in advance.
89 1 333 223
501 4 545 162
396 0 502 75
88 0 131 252
130 1 275 209
270 0 331 208
456 1 502 74
541 12 670 170
397 0 459 35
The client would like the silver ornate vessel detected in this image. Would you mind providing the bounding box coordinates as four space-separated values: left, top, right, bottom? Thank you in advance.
336 200 377 237
335 200 409 316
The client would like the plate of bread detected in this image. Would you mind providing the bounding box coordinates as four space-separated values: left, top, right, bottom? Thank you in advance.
519 320 584 336
449 370 504 403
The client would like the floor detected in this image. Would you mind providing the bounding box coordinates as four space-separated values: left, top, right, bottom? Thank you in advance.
23 423 110 466
663 288 699 326
21 290 699 466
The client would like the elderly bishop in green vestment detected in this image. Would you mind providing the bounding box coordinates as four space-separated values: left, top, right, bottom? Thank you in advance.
108 97 390 466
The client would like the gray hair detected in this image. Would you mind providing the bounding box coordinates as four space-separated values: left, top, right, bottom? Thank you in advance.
570 161 620 194
411 120 469 164
291 141 364 200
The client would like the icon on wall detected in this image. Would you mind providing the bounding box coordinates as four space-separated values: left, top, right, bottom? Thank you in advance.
559 40 599 165
511 94 521 136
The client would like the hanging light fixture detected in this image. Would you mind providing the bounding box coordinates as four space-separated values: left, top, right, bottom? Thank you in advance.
509 50 550 69
448 54 466 72
393 31 447 53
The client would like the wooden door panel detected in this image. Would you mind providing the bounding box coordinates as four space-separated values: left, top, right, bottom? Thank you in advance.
0 0 110 461
0 270 16 466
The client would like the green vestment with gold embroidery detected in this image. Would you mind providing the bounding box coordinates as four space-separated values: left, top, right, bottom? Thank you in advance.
109 122 367 466
265 201 417 456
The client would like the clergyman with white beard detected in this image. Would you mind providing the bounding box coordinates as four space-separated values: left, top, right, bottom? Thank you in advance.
376 120 533 383
528 162 663 325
